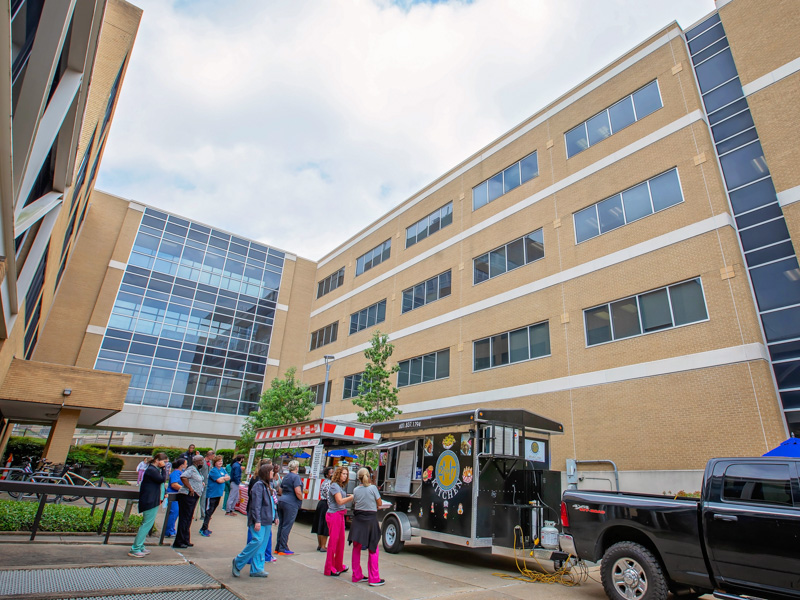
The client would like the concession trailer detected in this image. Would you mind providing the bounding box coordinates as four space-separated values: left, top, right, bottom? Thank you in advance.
251 417 380 511
367 408 571 565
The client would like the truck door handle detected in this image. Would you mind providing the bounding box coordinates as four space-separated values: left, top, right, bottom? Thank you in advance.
713 514 738 522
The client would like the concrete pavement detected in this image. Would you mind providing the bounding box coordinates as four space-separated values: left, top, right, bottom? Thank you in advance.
0 507 608 600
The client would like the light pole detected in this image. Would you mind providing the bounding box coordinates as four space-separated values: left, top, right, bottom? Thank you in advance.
319 355 335 420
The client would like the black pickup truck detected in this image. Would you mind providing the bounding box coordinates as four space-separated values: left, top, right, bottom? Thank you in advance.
560 457 800 600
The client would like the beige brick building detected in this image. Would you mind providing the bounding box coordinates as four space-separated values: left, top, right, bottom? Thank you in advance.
3 0 799 490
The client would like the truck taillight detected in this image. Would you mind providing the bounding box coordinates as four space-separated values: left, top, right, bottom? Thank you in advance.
560 501 569 528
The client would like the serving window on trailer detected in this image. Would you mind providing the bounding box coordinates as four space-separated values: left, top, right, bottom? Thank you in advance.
369 408 565 561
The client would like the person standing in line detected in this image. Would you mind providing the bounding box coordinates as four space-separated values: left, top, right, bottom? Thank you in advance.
128 452 168 558
179 444 196 464
165 457 187 538
349 467 385 586
246 459 277 566
136 458 149 485
231 463 277 578
222 459 233 509
225 455 243 515
324 466 354 576
270 464 282 497
173 455 205 549
275 460 303 555
311 466 334 552
197 450 213 520
200 455 229 536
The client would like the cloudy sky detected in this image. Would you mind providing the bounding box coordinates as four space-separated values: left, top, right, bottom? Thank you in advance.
98 0 716 261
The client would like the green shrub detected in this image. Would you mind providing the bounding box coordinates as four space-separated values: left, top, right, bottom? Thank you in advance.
0 499 142 533
215 448 234 462
2 437 46 465
91 477 130 486
85 444 214 461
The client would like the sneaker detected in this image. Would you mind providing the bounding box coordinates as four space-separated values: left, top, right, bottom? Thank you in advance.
325 571 340 577
128 551 146 558
200 530 210 537
340 566 349 573
276 551 295 556
249 570 269 578
369 579 386 587
269 558 278 563
232 558 241 577
141 548 151 555
206 529 212 535
355 576 369 583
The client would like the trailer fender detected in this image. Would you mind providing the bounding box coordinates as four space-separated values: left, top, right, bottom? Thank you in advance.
385 511 413 541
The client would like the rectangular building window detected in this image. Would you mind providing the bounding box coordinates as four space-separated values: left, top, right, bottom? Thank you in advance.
350 299 387 334
310 321 338 351
317 267 344 299
343 373 364 399
402 270 452 313
310 383 332 405
397 349 450 387
565 80 662 158
473 151 538 211
574 168 683 243
406 202 453 248
474 229 544 285
355 240 391 276
473 321 550 371
584 278 708 346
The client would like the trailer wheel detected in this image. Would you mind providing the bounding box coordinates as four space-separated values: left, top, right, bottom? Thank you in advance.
601 542 668 600
381 515 404 554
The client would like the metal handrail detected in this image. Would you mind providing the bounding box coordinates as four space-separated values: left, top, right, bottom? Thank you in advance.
0 480 139 544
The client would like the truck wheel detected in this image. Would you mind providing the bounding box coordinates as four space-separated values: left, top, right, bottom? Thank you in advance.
381 515 405 554
601 542 668 600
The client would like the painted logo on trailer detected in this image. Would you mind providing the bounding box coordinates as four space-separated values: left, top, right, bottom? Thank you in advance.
432 450 463 499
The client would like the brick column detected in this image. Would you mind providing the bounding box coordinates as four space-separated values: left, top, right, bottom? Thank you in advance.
0 420 13 462
42 408 81 464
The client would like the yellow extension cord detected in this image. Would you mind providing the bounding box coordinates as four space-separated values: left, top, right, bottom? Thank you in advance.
492 526 591 586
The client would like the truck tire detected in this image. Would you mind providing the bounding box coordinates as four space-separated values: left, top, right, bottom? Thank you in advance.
601 542 668 600
381 515 405 554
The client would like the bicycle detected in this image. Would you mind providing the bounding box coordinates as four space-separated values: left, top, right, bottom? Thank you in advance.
57 464 111 507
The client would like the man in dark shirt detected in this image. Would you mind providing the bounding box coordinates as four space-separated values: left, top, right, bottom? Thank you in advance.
179 444 197 464
225 455 243 514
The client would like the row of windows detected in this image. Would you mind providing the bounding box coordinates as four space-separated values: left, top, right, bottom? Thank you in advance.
398 349 450 388
406 202 453 248
474 229 544 285
402 270 451 314
310 321 338 351
355 240 391 277
349 300 386 335
585 278 707 346
565 80 662 158
574 168 683 244
474 321 550 371
473 151 539 211
317 268 344 299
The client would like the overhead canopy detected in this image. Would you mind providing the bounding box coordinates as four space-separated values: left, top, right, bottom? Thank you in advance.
371 408 564 436
763 437 800 458
254 418 379 445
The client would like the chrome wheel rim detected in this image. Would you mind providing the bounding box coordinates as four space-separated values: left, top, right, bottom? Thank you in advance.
612 557 648 600
385 522 397 546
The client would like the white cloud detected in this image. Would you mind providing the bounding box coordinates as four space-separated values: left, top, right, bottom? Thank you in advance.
98 0 716 260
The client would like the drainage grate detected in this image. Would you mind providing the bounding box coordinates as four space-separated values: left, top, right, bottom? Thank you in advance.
0 564 218 597
70 591 241 600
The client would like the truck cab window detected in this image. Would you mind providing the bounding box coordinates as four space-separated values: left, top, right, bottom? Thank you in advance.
722 463 793 507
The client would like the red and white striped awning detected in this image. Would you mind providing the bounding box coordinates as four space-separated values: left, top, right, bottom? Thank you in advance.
254 419 379 445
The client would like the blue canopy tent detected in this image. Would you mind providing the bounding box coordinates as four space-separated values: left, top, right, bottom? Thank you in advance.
762 437 800 458
327 449 358 458
294 451 311 459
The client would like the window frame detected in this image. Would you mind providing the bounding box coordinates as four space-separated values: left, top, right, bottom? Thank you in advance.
565 80 663 159
401 270 452 314
316 267 345 299
349 299 387 335
583 277 709 348
406 202 454 248
473 228 544 286
472 321 551 372
472 151 539 211
355 239 392 277
309 321 339 351
397 348 450 388
343 372 365 399
573 168 684 245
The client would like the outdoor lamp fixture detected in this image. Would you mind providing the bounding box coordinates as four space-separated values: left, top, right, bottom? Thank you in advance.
62 389 72 397
319 355 335 420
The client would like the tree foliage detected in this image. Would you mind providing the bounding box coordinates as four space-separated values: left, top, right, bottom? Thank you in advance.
239 367 315 449
353 331 401 424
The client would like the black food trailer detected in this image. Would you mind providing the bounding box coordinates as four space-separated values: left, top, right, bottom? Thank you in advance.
367 408 570 565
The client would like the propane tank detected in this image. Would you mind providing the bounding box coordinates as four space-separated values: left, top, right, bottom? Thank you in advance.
540 521 560 550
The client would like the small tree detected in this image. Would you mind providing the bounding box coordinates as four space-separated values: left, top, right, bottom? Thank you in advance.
352 330 402 424
239 367 315 450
